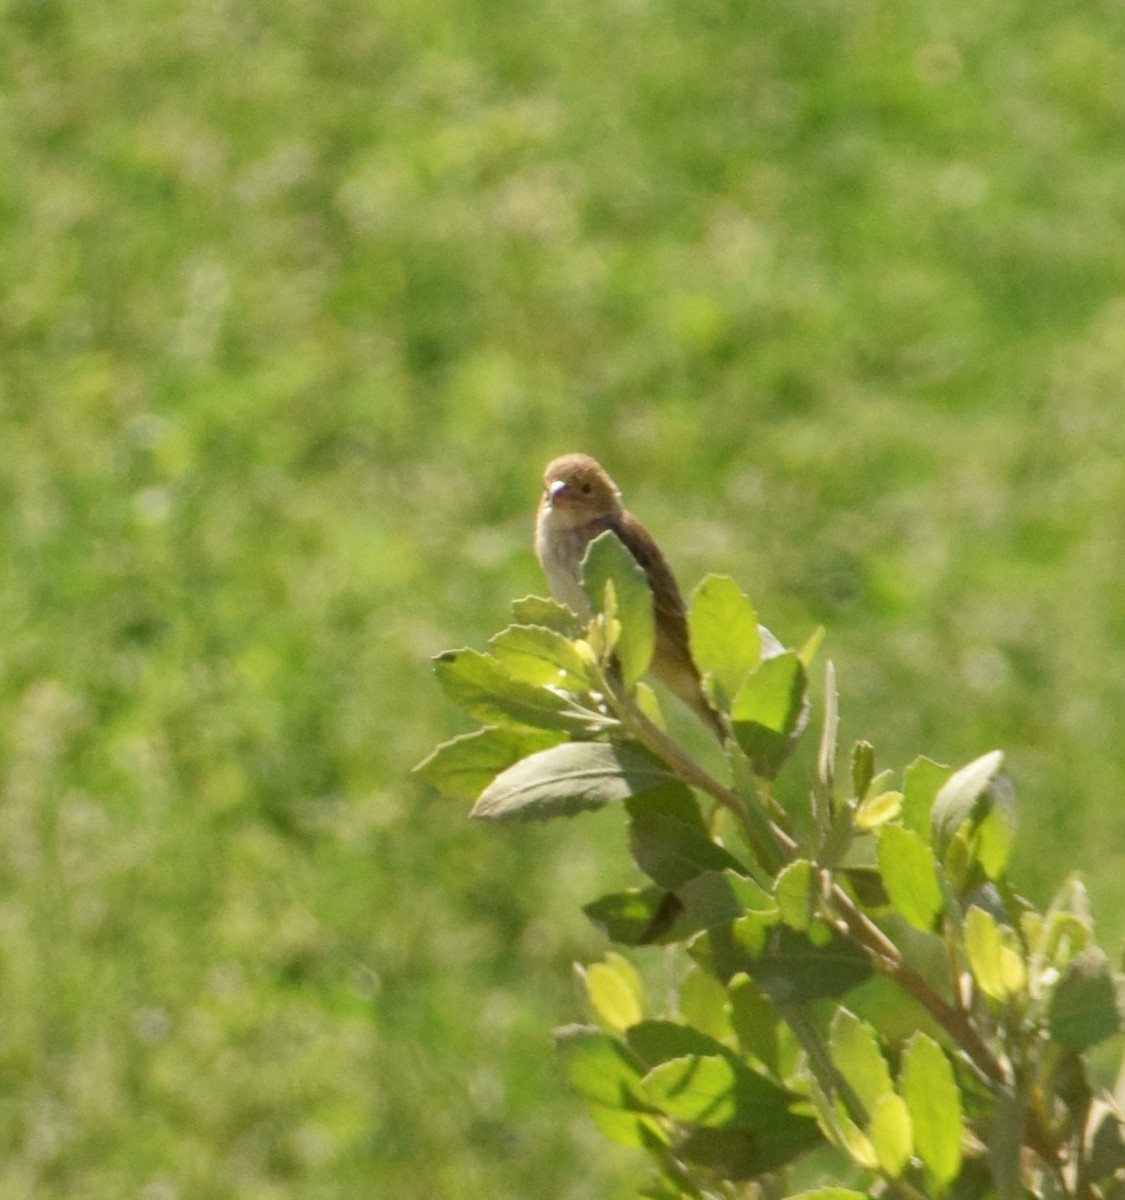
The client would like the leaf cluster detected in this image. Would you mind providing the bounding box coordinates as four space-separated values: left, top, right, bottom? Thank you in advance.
419 540 1125 1199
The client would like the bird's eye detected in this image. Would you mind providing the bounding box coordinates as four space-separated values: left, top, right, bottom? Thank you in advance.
581 483 592 494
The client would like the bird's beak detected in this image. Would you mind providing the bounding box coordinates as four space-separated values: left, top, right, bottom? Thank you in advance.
545 479 568 507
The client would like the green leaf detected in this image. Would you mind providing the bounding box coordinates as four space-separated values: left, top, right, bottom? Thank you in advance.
586 1102 668 1149
511 594 583 637
902 756 951 836
691 924 871 1001
641 1054 797 1129
582 530 655 688
678 966 733 1042
775 859 816 931
677 1119 823 1180
666 872 776 942
931 750 1004 854
434 647 610 732
471 742 679 822
727 974 779 1075
964 905 1009 1001
413 726 565 800
629 811 749 890
828 1008 893 1116
730 651 809 778
1048 948 1124 1051
584 953 645 1031
687 575 761 705
584 888 683 946
489 624 593 688
554 1025 649 1111
975 778 1017 880
850 740 874 801
900 1032 962 1189
787 1191 867 1200
870 1093 912 1177
855 789 902 830
876 825 944 931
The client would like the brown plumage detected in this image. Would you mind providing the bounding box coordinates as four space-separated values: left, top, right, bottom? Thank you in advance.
535 453 724 740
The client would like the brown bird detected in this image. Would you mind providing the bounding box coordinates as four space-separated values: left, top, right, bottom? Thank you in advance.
535 453 725 740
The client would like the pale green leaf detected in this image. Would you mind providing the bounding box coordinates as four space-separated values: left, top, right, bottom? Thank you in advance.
870 1092 912 1176
775 859 816 931
876 825 943 931
900 1032 962 1188
489 623 593 688
687 575 761 704
964 905 1007 1001
584 953 645 1031
856 789 902 830
829 1008 893 1115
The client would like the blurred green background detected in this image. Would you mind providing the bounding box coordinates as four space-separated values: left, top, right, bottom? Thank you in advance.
2 0 1123 1195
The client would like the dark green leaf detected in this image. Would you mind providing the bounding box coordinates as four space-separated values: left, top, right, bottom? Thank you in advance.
730 651 809 778
728 974 780 1075
413 726 565 801
665 871 776 941
471 742 678 822
582 530 655 688
584 888 684 946
627 1019 732 1068
687 575 761 706
629 810 749 889
677 1120 823 1181
1049 949 1124 1051
691 924 871 1001
434 647 610 732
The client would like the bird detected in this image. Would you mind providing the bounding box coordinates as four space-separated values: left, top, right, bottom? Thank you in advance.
535 452 725 740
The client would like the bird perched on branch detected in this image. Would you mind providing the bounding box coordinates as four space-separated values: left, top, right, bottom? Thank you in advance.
535 452 724 740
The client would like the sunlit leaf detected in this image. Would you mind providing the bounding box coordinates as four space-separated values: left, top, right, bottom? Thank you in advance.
511 594 584 637
434 647 611 732
855 789 901 830
876 825 943 931
730 651 809 778
687 575 761 706
583 953 645 1031
775 859 816 931
900 1032 962 1189
964 905 1008 1000
582 530 655 688
828 1008 893 1116
489 623 594 688
870 1092 912 1176
902 756 951 836
554 1025 649 1110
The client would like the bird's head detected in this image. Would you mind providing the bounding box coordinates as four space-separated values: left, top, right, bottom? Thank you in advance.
540 454 623 524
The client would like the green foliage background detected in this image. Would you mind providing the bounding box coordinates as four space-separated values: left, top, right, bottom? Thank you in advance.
2 0 1123 1195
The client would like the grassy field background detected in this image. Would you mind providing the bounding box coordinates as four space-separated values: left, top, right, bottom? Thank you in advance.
2 0 1124 1195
